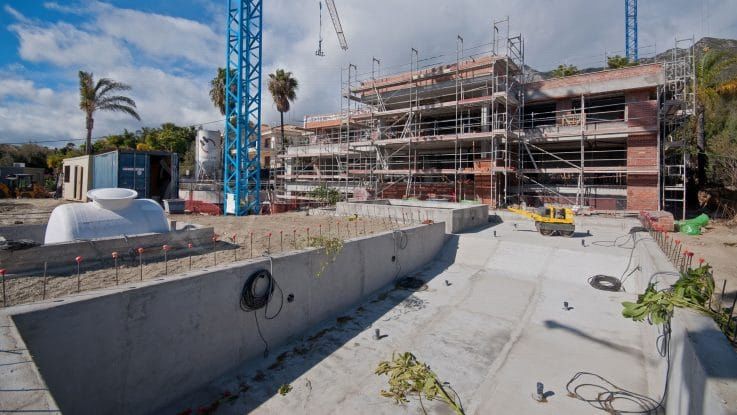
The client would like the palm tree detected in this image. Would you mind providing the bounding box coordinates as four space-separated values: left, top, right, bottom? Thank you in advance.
79 71 140 155
694 51 737 185
209 68 228 115
267 69 299 151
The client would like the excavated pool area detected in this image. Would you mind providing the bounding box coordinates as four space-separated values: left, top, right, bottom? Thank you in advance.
1 212 735 414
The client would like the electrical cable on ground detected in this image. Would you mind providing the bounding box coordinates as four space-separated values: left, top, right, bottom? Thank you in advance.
588 227 648 292
572 230 675 414
239 257 283 358
566 314 672 414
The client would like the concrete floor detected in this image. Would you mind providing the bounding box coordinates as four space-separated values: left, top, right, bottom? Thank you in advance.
175 216 661 414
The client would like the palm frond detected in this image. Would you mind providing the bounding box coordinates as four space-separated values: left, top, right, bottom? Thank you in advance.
267 68 298 113
95 78 132 98
96 103 141 121
97 95 138 109
78 71 96 113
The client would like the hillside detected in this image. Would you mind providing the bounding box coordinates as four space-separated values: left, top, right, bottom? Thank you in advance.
531 36 737 80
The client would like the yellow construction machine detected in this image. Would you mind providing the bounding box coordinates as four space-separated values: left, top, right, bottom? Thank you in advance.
507 205 576 237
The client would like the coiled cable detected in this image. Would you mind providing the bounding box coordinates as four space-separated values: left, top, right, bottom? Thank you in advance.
239 257 283 357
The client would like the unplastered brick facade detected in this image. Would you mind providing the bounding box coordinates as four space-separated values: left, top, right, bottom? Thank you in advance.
288 57 669 213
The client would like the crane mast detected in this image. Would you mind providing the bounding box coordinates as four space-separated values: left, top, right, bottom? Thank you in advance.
625 0 638 62
223 0 263 215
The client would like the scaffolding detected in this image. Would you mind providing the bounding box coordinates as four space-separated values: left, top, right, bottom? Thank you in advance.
660 37 696 220
280 22 694 217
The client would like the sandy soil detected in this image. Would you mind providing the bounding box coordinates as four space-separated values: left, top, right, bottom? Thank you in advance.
0 198 70 225
678 220 737 307
1 208 406 307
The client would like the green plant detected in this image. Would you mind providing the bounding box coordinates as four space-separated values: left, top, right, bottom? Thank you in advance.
550 64 579 78
305 236 343 277
621 283 676 324
621 266 735 338
311 185 341 205
375 352 464 415
607 55 637 69
277 383 292 396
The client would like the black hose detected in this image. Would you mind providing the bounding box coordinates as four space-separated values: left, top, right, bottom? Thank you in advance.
588 275 622 292
240 267 283 357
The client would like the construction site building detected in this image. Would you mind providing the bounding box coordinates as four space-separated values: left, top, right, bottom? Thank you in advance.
278 25 693 217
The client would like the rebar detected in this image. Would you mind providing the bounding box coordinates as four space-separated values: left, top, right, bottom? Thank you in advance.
76 256 82 292
188 243 193 270
42 262 48 300
138 248 144 281
1 269 6 306
721 280 728 311
163 245 170 275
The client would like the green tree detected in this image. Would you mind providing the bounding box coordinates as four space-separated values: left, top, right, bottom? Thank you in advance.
694 51 737 186
550 64 579 78
607 55 637 69
209 67 227 115
267 69 299 152
78 71 141 155
209 68 238 116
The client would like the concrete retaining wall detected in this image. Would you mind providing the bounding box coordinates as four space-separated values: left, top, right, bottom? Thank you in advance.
0 223 446 414
0 226 215 275
635 233 737 415
336 199 488 233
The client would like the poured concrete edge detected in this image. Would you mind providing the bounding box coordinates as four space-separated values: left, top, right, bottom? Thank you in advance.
0 227 215 275
0 223 446 415
336 200 488 233
635 230 737 415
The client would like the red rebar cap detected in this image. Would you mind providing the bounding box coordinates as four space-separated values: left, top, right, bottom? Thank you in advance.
163 245 171 251
112 252 118 258
137 247 144 254
187 243 193 249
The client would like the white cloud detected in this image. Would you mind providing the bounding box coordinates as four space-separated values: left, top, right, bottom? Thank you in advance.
0 77 82 143
93 2 221 67
8 20 131 70
3 5 30 24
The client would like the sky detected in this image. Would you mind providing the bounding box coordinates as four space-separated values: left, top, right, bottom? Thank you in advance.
0 0 735 147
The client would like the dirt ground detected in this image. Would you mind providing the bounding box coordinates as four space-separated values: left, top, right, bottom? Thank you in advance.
0 198 69 225
678 219 737 307
0 204 408 307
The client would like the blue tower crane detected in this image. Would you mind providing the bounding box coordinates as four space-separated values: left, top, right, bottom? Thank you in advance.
224 0 263 216
625 0 638 62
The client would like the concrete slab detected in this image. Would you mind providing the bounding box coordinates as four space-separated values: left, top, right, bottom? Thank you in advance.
171 218 668 415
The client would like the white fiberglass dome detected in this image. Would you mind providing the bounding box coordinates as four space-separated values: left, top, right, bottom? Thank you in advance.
45 188 170 244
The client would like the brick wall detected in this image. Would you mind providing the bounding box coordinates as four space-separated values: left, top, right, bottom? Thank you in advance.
626 90 657 128
627 174 658 210
627 134 658 168
626 130 658 210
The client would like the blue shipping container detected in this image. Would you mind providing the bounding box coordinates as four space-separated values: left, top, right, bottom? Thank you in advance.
91 150 178 201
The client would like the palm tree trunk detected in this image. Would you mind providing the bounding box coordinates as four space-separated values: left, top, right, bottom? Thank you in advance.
277 111 285 197
85 115 94 155
696 109 706 187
